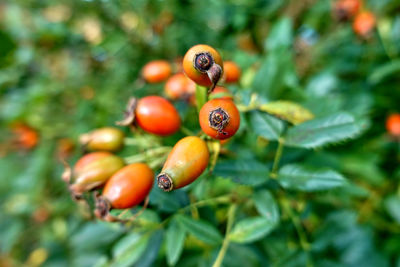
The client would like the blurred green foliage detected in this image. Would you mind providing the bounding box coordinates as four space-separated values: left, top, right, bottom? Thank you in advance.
1 0 400 266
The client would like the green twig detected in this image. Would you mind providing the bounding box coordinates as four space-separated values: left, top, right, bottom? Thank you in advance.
271 137 285 177
179 195 232 213
124 146 171 164
212 204 237 267
180 126 195 136
280 198 313 267
147 195 232 232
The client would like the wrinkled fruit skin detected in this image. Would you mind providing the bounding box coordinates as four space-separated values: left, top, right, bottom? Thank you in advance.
70 152 125 195
386 114 400 136
142 60 172 83
80 127 124 152
102 163 154 209
199 99 240 140
157 136 209 191
164 73 196 104
353 11 376 37
209 86 234 101
183 44 223 87
333 0 360 21
223 61 241 84
135 96 181 136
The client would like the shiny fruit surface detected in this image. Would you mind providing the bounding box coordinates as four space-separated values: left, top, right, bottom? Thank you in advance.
157 136 209 191
199 99 240 140
102 163 154 209
80 127 124 152
183 44 223 87
71 152 125 194
135 96 181 136
142 60 172 83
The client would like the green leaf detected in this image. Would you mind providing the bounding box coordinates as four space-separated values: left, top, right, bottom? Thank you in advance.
277 164 346 192
259 101 314 125
149 186 185 212
166 219 186 266
305 71 338 97
252 48 298 99
253 190 280 224
384 195 400 224
213 160 269 186
176 215 222 245
71 222 123 252
229 216 275 244
250 111 284 141
285 112 363 149
136 230 163 267
368 59 400 84
111 233 150 267
265 17 293 50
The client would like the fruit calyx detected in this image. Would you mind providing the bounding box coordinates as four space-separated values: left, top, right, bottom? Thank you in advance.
157 173 173 192
209 107 229 136
194 52 222 92
116 97 138 126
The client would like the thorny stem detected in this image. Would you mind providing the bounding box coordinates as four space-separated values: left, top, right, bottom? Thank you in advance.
280 198 313 267
271 137 285 178
212 204 237 267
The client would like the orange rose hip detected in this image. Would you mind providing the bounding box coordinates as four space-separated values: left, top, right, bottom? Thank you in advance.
199 99 240 140
142 60 172 83
135 96 181 136
183 44 223 90
157 136 209 192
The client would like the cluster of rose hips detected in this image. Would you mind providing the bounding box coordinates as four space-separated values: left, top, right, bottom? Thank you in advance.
332 0 376 38
62 44 241 222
